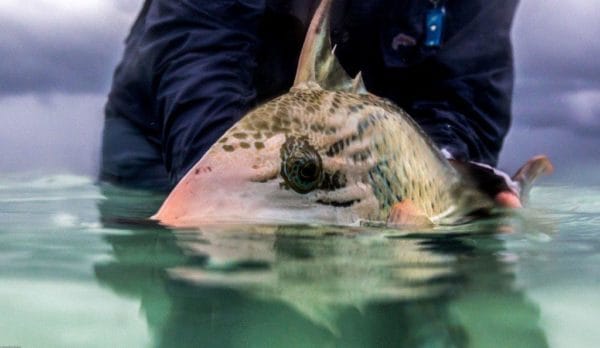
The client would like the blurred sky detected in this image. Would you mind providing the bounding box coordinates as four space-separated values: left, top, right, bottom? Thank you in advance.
0 0 598 184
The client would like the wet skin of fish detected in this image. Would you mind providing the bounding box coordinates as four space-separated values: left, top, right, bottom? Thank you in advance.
153 0 552 228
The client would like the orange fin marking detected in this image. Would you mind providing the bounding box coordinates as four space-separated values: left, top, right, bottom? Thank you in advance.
494 191 522 209
387 200 433 228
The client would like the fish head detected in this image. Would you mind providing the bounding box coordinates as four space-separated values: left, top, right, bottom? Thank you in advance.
153 89 387 227
153 0 462 228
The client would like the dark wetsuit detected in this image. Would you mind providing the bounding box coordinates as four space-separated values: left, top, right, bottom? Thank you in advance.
101 0 519 191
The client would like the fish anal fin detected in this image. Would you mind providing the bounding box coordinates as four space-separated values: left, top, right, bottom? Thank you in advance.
387 200 434 228
512 155 554 201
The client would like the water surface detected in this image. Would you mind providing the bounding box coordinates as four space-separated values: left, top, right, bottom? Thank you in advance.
0 175 598 347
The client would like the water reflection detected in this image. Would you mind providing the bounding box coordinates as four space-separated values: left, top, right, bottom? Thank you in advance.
96 186 549 347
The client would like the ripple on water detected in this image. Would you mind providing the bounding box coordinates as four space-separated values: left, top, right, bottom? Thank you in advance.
0 178 598 347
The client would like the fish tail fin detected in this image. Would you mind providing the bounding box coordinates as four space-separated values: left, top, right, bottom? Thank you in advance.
512 155 554 202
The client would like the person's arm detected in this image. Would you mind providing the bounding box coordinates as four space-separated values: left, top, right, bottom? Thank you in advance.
406 0 519 166
143 1 265 184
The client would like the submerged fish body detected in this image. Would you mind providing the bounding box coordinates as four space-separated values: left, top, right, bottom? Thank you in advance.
154 0 550 228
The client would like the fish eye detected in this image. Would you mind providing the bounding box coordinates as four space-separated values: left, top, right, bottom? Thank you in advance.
280 136 323 194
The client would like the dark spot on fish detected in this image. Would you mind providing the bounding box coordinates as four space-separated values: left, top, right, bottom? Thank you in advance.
320 171 347 191
383 174 393 190
357 122 368 137
219 137 228 143
256 120 269 129
352 151 371 162
271 125 286 133
326 140 344 157
316 199 360 208
344 134 358 146
233 133 247 139
254 142 265 150
252 132 262 139
310 124 324 132
240 142 251 149
326 135 359 157
222 145 235 152
332 95 341 105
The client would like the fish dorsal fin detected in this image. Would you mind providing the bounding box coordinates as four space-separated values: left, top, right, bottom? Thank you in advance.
293 0 365 93
351 71 367 94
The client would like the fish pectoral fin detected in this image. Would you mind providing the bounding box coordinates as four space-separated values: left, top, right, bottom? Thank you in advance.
512 155 554 203
449 155 553 208
449 159 527 208
387 200 434 228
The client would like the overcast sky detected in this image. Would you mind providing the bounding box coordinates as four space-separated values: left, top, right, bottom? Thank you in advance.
0 0 598 184
505 0 600 184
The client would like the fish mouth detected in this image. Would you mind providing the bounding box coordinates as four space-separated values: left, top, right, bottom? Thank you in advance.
152 134 368 227
153 176 350 228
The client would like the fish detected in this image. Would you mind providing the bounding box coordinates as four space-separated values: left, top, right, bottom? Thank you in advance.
153 0 553 228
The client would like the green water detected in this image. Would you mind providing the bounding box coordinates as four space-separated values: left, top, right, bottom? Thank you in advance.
0 175 598 347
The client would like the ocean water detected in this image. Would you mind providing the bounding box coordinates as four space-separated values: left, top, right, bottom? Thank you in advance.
0 175 598 348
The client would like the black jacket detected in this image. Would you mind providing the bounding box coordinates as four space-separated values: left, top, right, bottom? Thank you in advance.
102 0 518 189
